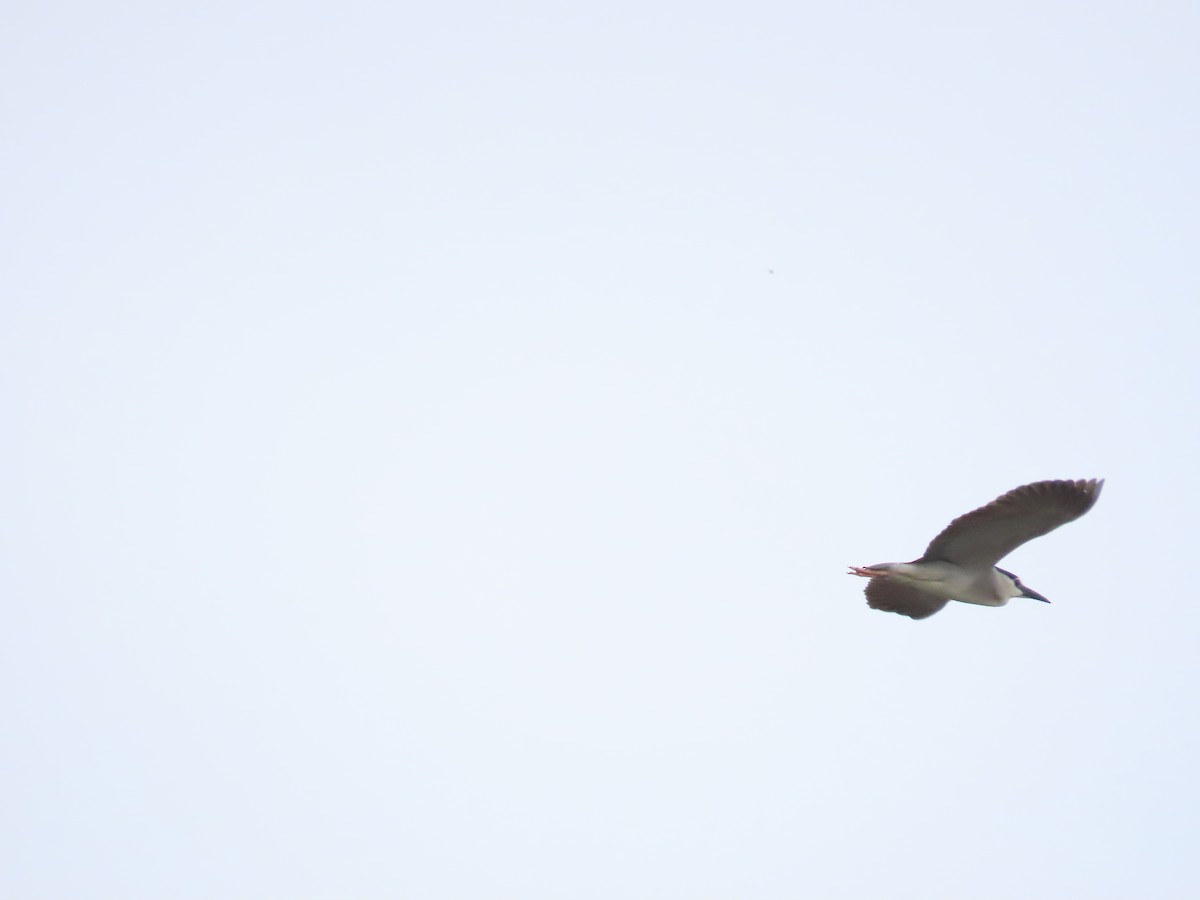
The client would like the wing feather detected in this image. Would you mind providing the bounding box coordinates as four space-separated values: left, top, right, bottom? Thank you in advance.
865 579 950 620
921 478 1103 568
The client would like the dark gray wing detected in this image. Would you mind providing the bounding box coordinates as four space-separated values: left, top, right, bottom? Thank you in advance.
866 578 950 620
920 478 1103 569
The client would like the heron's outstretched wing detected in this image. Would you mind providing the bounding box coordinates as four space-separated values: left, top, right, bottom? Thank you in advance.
865 578 950 620
921 478 1103 569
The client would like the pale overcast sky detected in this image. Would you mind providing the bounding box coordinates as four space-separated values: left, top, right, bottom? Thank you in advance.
3 2 1199 898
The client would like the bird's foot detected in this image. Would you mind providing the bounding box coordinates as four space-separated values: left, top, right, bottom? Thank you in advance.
848 566 887 577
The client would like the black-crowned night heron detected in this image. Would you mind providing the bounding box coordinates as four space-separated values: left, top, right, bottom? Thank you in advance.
849 478 1103 620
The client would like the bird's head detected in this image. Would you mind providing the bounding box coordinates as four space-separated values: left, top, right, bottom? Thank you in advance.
996 566 1050 603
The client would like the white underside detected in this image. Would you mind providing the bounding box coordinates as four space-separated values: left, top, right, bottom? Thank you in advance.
881 561 1020 607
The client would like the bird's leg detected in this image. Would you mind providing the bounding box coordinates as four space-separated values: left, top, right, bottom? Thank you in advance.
848 566 889 577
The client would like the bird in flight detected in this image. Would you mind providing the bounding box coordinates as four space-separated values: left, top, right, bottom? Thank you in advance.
849 478 1103 619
